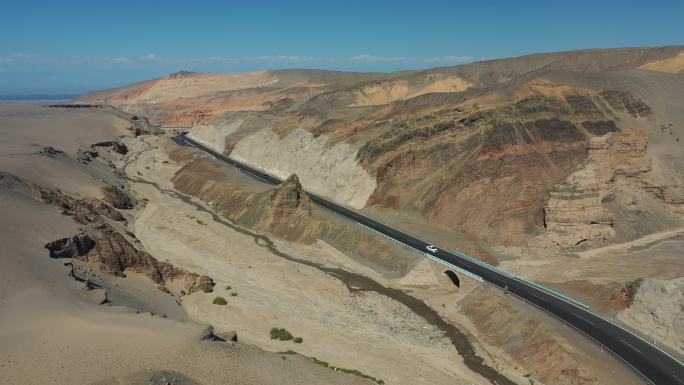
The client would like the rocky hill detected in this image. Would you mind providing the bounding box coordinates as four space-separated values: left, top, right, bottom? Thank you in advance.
77 46 684 381
84 46 684 253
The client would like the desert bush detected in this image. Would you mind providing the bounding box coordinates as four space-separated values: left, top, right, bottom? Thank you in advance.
310 357 329 367
212 296 227 305
203 286 213 293
332 367 383 384
270 327 293 341
293 337 303 344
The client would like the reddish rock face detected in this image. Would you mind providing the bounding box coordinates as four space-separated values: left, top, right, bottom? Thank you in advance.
610 279 643 309
357 87 639 245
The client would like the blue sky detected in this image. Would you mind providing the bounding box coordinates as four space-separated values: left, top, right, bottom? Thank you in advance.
1 0 682 95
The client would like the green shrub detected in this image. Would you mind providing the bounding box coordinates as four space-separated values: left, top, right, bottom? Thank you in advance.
270 327 293 341
203 286 213 293
310 357 329 367
307 355 384 384
225 285 232 290
230 292 238 297
278 350 298 355
293 337 303 344
212 296 227 305
330 366 383 384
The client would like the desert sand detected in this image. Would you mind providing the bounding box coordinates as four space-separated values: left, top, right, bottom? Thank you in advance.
0 105 376 385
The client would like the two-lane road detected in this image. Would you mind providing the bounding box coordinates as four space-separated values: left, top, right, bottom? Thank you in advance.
172 133 684 385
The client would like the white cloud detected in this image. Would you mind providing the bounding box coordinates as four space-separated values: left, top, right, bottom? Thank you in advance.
192 55 316 65
425 55 473 64
349 54 474 66
0 53 38 64
0 52 477 70
9 53 37 60
349 54 407 63
254 55 314 63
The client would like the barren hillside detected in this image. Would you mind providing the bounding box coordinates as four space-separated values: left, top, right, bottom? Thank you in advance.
79 46 684 378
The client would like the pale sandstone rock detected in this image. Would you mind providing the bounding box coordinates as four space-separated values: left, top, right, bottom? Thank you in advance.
230 127 376 209
542 129 650 248
188 119 245 152
618 277 684 356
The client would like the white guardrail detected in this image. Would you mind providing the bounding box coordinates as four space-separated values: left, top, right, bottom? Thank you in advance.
449 249 589 309
355 222 484 282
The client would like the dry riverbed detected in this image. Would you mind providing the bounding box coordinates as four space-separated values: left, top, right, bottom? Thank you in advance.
122 134 491 385
118 132 645 385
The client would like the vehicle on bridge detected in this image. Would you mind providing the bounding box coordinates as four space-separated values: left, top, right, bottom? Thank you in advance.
426 245 438 253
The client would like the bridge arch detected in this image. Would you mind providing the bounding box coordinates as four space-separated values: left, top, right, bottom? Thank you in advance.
443 270 460 288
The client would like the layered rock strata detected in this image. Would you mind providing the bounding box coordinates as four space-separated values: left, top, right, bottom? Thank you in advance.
542 129 651 248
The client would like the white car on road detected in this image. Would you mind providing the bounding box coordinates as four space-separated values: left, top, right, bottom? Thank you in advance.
426 245 438 253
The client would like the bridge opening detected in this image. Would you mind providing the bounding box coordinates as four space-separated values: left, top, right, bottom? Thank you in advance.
443 270 460 288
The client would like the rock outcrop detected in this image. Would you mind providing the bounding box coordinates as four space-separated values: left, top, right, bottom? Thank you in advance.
77 149 99 163
618 277 684 356
599 90 652 118
541 129 651 249
45 234 95 258
40 188 125 225
40 186 214 293
45 231 215 293
35 146 65 157
255 174 312 230
101 185 134 209
220 173 319 238
93 140 129 155
171 159 420 275
609 278 643 308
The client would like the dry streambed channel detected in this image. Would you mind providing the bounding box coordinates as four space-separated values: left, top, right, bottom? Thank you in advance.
124 138 516 385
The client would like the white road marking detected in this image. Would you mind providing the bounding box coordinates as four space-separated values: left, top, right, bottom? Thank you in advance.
620 339 641 353
574 313 595 326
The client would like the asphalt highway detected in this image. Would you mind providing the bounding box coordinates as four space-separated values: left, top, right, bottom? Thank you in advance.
172 133 684 385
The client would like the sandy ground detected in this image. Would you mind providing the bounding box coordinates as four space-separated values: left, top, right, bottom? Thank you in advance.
0 105 376 385
0 104 128 198
125 134 489 385
0 187 376 385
